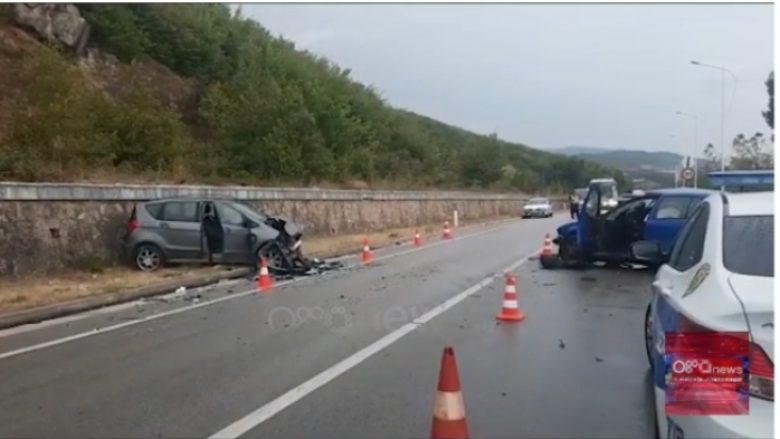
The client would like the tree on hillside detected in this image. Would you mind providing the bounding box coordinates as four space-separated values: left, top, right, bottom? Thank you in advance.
3 4 629 190
730 133 773 170
763 71 774 131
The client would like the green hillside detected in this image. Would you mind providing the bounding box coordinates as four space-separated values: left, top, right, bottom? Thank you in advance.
0 4 626 191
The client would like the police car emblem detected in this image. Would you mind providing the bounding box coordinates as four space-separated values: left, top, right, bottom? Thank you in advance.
683 263 710 298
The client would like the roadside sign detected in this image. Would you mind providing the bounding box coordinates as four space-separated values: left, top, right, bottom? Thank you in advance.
681 167 695 181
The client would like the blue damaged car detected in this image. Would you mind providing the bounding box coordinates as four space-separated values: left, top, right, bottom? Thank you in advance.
544 183 715 267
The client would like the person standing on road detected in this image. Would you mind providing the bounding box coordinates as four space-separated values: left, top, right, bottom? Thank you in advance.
202 204 224 264
569 194 579 219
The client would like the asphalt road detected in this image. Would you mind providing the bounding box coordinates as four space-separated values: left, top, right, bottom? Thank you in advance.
0 215 657 438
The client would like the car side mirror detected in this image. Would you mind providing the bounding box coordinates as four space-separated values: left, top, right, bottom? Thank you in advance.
243 218 258 228
630 240 662 265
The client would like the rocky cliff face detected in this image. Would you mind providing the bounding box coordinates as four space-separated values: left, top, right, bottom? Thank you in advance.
13 3 89 54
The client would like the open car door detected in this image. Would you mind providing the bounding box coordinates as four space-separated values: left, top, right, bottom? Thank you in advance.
593 196 657 262
576 183 603 256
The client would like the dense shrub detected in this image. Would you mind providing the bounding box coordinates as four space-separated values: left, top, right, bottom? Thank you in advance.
2 4 627 190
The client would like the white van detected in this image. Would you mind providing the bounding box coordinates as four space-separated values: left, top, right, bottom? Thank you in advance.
589 178 619 212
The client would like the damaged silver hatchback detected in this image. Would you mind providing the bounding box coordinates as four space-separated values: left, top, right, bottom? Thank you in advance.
122 197 313 274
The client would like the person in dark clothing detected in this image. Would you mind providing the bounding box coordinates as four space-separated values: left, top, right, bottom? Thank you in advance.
202 204 223 264
569 195 579 219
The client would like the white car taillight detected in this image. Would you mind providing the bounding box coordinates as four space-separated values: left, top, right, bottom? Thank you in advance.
749 343 774 401
673 317 773 404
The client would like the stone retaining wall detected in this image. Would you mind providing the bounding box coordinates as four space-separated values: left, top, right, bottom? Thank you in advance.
0 182 561 277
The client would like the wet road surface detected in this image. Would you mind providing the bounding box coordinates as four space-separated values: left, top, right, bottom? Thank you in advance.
0 215 657 438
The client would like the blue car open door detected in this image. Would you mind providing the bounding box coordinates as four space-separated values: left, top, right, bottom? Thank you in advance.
576 183 602 253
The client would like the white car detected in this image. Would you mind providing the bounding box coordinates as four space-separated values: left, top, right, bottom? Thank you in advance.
635 191 773 438
522 197 553 218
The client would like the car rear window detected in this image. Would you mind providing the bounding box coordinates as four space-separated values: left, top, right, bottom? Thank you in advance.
723 215 773 277
654 197 692 220
145 202 164 220
162 201 199 222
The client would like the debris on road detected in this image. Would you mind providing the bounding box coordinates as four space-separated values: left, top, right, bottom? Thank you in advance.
184 294 202 303
580 276 597 282
595 356 604 363
558 338 565 349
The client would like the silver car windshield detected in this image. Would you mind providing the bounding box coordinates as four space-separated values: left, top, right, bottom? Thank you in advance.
528 198 548 205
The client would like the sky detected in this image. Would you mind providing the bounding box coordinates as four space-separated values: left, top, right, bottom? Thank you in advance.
242 3 774 157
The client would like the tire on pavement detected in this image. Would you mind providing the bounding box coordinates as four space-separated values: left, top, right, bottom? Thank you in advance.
557 234 588 269
539 254 561 269
644 301 654 370
134 243 165 272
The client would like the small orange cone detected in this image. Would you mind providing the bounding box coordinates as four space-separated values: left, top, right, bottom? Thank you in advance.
431 346 469 439
361 238 373 264
496 273 525 322
414 229 423 247
541 233 554 257
257 256 273 292
442 221 453 240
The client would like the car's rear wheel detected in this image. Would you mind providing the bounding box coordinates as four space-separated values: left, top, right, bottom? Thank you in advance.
134 243 164 272
645 302 654 370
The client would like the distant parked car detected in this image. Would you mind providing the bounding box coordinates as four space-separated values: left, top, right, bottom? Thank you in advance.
122 198 304 273
522 197 554 218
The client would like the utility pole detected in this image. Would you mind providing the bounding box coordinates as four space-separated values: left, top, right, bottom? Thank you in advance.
690 60 737 189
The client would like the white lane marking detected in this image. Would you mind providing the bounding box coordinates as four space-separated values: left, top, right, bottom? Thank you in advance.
208 250 538 439
0 220 528 360
0 278 247 338
0 281 291 361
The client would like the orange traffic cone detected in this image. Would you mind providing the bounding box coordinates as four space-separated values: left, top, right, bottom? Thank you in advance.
414 229 423 247
442 221 453 240
431 346 469 439
257 256 273 292
361 238 373 264
541 233 553 257
496 273 525 322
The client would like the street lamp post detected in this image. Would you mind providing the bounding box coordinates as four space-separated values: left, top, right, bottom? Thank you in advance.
675 111 699 188
690 61 737 175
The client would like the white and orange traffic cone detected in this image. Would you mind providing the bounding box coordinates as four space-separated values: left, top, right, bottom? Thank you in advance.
541 233 553 257
257 256 273 292
431 346 469 439
361 238 374 264
442 221 453 240
414 229 423 247
496 273 525 322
